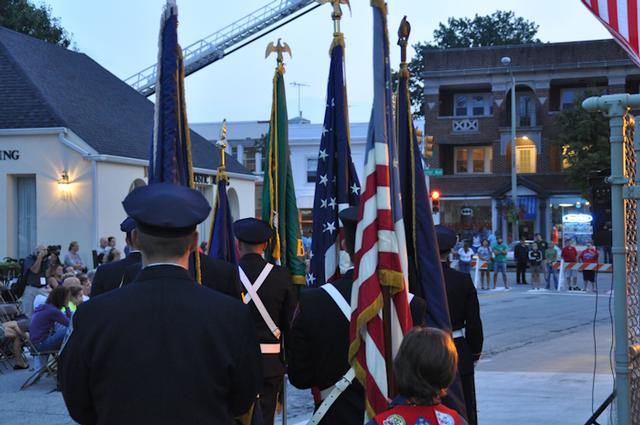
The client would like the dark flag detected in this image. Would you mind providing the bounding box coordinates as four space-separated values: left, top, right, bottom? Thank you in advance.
148 0 194 187
308 38 360 287
208 176 237 264
147 0 201 283
396 16 467 420
396 17 451 332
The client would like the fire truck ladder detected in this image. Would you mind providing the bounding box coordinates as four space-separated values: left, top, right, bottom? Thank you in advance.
126 0 317 97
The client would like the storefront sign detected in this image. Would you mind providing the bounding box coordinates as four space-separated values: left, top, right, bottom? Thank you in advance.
193 173 213 185
0 150 19 160
424 167 443 176
562 213 593 223
460 207 474 216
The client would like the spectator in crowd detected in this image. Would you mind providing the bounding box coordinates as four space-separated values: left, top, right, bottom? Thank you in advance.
21 244 51 318
471 233 481 253
107 236 116 251
63 241 85 272
366 327 467 425
77 274 91 300
105 248 122 263
198 241 207 254
457 241 473 274
534 233 549 283
46 264 64 289
29 286 71 352
68 286 85 310
96 237 109 264
1 321 28 369
544 242 559 290
476 239 492 290
491 237 509 290
580 242 599 293
514 238 529 285
528 243 543 290
561 239 579 291
487 231 497 247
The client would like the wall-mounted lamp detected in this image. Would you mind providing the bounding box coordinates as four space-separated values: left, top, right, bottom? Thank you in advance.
58 171 71 198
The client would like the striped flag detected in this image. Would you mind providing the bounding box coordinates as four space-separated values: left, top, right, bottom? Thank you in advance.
308 38 360 287
348 1 412 419
582 0 640 66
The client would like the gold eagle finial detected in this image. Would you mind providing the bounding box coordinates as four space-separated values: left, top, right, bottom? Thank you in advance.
265 38 292 63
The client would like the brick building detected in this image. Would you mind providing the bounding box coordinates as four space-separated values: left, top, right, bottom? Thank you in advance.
424 39 640 244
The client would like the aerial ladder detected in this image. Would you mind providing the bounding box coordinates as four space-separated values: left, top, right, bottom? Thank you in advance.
126 0 318 96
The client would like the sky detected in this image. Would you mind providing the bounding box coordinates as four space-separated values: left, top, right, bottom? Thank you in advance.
43 0 612 125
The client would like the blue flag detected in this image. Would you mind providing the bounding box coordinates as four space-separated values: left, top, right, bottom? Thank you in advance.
396 20 467 420
208 177 237 264
308 42 360 287
148 1 193 187
397 56 451 332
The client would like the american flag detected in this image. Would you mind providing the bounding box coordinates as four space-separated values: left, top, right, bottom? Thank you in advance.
582 0 640 66
307 41 360 287
348 1 412 419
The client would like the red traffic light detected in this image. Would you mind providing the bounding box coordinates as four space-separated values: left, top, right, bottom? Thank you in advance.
431 190 441 200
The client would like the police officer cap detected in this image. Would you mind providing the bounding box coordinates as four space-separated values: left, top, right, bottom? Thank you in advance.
435 225 457 253
122 183 211 237
233 218 274 244
339 206 358 247
120 217 136 233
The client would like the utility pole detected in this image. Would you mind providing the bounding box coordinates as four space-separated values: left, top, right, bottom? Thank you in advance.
290 81 310 119
501 56 518 242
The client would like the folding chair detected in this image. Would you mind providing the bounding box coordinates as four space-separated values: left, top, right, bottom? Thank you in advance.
20 338 59 390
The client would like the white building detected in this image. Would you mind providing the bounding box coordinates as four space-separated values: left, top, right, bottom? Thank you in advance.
0 27 255 265
191 119 424 230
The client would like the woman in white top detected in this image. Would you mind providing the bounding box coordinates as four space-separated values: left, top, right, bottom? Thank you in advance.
457 241 474 274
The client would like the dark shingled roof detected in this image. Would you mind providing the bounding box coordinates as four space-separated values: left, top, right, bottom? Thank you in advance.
0 26 250 175
424 39 632 73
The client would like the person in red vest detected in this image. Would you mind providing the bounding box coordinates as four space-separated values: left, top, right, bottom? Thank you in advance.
367 327 468 425
561 239 579 291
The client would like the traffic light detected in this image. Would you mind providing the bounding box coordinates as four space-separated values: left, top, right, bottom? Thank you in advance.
431 190 440 214
423 135 434 159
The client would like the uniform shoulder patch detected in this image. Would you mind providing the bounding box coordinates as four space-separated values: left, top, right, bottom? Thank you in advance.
435 410 454 425
383 414 407 425
414 416 433 425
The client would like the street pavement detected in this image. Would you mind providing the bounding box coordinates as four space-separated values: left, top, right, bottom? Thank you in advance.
0 271 616 424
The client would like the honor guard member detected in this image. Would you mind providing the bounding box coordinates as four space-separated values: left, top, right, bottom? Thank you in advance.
59 183 262 425
234 218 297 425
287 207 426 425
436 225 484 425
90 217 141 298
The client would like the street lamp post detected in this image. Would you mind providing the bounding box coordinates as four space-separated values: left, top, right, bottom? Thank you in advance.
502 56 518 242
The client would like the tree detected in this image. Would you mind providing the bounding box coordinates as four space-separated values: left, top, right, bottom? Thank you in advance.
0 0 71 48
407 11 540 118
555 93 610 197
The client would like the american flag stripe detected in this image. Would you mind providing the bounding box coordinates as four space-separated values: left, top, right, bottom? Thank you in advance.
582 0 640 66
349 2 412 419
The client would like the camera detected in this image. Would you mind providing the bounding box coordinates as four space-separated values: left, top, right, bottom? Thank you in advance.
47 245 61 257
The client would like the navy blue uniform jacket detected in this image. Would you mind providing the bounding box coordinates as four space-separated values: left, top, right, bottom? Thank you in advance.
59 264 262 425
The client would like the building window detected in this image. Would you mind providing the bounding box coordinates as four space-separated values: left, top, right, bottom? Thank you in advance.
454 94 492 117
560 89 577 110
518 95 535 126
454 146 492 174
307 158 318 183
516 144 536 173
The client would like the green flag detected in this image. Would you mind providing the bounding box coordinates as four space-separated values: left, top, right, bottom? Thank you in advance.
261 60 306 285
